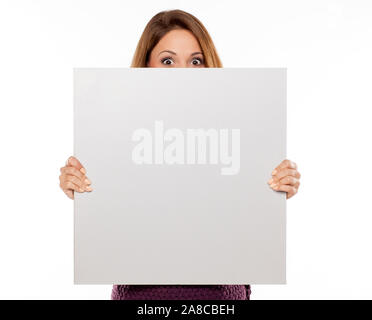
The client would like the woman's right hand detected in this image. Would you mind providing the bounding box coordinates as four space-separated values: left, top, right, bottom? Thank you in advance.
59 156 92 199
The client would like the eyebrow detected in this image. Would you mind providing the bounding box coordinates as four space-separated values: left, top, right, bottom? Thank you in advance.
158 50 203 57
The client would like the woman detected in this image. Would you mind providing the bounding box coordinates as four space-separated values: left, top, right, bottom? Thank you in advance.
59 9 301 300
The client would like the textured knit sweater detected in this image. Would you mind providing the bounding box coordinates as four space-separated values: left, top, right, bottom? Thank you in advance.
111 284 251 300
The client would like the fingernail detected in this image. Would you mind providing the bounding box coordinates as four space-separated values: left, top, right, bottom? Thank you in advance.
85 178 91 185
271 170 277 175
271 183 277 188
86 186 93 191
80 167 86 174
268 178 273 184
79 188 84 192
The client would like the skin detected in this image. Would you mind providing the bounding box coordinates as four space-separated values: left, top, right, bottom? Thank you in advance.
147 29 206 68
59 29 301 199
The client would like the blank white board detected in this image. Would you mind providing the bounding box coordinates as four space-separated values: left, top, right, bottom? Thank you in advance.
74 68 286 284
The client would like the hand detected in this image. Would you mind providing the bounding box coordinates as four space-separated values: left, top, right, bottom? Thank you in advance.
267 159 301 199
59 156 93 199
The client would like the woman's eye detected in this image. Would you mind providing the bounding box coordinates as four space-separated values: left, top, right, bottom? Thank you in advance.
191 58 203 65
161 58 174 65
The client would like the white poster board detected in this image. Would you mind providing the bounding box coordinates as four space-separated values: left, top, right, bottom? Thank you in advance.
73 68 286 284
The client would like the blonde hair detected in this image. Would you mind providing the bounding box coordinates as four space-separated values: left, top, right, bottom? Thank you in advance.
131 9 222 68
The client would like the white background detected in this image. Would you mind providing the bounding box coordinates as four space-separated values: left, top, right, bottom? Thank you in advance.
0 0 371 299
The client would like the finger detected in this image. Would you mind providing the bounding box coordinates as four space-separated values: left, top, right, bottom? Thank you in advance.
277 176 300 187
64 174 90 191
272 183 297 199
62 180 85 193
66 174 92 192
272 159 297 175
65 174 93 192
60 166 90 183
64 189 74 200
59 172 92 193
272 168 300 181
66 156 86 174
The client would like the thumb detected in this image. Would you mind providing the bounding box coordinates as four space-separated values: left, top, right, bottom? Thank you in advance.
66 156 86 174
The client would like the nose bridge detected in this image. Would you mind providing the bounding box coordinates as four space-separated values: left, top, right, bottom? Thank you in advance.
177 60 188 68
178 53 188 68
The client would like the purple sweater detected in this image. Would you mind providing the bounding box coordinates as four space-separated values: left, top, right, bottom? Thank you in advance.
111 284 251 300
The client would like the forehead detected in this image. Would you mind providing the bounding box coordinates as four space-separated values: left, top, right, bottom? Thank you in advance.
153 29 202 54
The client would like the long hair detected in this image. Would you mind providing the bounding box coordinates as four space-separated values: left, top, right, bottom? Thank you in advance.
131 9 222 68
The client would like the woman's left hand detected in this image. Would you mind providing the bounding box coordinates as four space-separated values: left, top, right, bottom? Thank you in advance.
267 159 301 199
